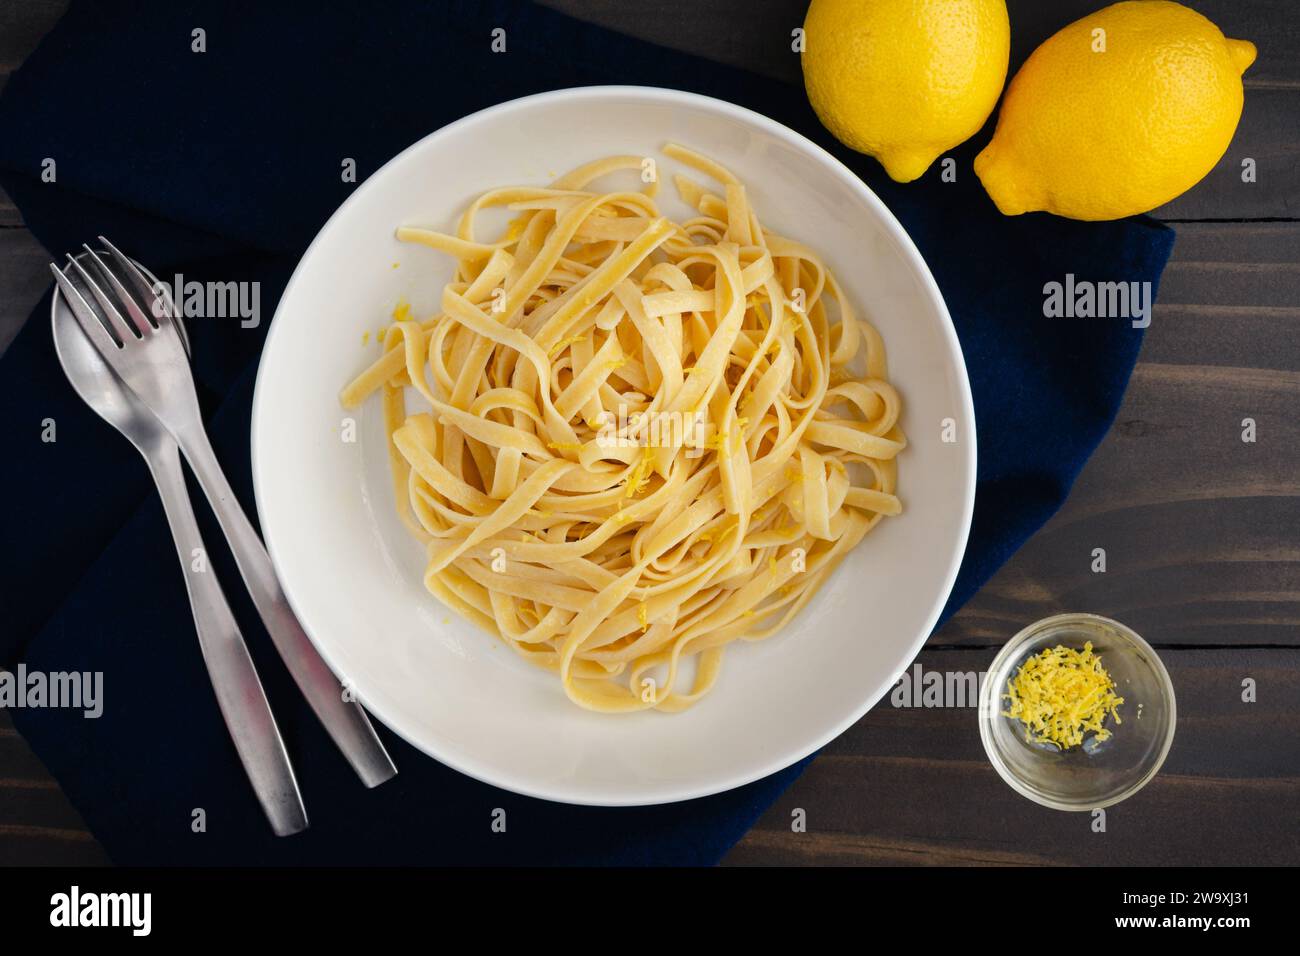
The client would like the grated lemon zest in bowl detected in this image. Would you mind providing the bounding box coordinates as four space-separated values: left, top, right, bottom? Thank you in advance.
1002 641 1124 750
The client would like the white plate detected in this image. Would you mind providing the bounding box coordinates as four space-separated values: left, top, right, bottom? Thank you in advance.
251 87 976 806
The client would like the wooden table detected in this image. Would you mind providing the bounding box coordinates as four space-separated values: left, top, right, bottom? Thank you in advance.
2 0 1296 866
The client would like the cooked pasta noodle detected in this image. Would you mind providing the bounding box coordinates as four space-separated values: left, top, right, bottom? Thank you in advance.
341 144 905 713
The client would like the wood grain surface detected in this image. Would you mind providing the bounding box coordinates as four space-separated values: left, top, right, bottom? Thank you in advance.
1 0 1296 867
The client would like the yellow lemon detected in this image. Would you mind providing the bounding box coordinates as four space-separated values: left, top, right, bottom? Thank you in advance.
975 1 1256 220
801 0 1010 182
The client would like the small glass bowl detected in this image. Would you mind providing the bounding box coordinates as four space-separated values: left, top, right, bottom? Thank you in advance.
978 613 1176 811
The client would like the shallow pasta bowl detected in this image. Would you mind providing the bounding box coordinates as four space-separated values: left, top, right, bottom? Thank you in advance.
251 86 976 805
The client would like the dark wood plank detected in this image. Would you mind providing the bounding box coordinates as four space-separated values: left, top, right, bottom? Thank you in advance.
0 827 108 867
0 190 20 228
0 0 67 71
0 229 50 355
726 647 1300 865
0 709 108 865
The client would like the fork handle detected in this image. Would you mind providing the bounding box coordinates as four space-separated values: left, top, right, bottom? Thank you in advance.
146 442 309 836
174 423 397 788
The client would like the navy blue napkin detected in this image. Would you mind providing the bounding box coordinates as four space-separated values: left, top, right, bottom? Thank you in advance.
0 0 1174 865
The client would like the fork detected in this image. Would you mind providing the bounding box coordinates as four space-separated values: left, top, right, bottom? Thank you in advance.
51 251 308 836
51 238 397 789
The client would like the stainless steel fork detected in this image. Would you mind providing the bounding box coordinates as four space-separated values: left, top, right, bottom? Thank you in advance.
51 238 397 789
52 251 308 836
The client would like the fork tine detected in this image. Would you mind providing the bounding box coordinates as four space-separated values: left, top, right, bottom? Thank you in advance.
82 244 155 336
50 262 124 349
65 253 139 343
97 235 177 325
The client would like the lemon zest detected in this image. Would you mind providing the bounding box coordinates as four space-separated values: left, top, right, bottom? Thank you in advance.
1002 641 1125 750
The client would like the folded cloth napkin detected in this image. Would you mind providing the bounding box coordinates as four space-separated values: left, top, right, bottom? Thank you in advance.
0 0 1174 865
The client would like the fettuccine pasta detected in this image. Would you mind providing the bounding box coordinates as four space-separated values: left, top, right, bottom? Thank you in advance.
341 145 905 713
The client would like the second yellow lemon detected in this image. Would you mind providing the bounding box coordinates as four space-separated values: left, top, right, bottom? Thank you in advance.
801 0 1010 183
975 1 1256 220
